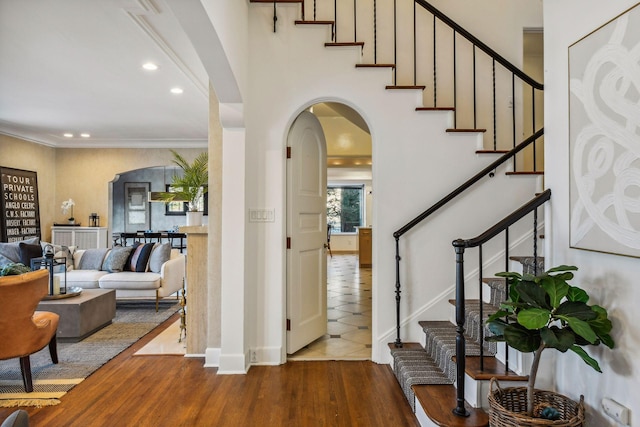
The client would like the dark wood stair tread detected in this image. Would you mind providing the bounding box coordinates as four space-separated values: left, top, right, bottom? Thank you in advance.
476 149 509 154
325 42 364 47
413 384 489 427
446 128 487 133
505 171 544 175
388 342 424 350
416 107 455 111
356 63 396 68
386 85 426 90
462 356 528 381
295 20 334 25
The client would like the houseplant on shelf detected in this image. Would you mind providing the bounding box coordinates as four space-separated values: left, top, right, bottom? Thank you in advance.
486 265 614 425
61 198 76 224
158 150 208 226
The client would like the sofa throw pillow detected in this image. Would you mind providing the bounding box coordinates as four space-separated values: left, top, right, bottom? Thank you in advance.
0 237 40 267
101 246 133 273
40 241 76 269
148 243 171 273
77 248 110 270
129 243 155 272
18 242 43 267
123 242 140 271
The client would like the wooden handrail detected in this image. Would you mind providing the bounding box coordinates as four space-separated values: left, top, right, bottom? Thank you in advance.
394 128 544 238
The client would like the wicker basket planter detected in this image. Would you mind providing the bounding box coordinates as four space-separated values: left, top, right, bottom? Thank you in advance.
488 378 584 427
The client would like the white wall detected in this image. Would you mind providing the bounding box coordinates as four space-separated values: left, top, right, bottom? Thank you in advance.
244 3 542 365
544 1 640 425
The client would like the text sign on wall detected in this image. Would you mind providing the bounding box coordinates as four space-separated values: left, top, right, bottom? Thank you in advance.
0 167 41 242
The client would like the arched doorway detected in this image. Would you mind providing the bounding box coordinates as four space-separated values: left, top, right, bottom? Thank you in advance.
286 101 373 360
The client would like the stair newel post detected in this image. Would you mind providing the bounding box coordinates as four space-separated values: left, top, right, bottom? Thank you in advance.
394 234 403 347
452 239 470 417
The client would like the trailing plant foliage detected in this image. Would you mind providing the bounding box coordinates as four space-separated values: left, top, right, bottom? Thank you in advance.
486 265 614 415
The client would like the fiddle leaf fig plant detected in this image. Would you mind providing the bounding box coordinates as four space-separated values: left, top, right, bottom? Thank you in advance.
486 265 614 416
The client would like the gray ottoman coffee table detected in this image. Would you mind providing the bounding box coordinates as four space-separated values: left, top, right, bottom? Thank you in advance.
37 289 116 342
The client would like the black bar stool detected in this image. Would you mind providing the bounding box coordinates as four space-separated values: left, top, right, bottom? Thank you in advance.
144 232 162 243
120 232 138 247
167 232 186 253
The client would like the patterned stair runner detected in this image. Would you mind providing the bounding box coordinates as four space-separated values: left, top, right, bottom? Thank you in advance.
390 257 545 411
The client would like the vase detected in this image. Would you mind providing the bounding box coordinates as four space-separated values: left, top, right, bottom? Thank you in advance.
68 217 75 225
186 211 203 226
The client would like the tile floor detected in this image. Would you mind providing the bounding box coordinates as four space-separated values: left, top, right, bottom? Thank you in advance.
134 318 186 356
137 254 372 360
288 254 372 360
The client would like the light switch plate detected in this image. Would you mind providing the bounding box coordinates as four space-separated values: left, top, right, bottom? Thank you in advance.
249 208 275 223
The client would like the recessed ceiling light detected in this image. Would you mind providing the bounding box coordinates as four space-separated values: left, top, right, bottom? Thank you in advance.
170 87 184 94
142 62 158 70
63 133 73 138
80 133 90 138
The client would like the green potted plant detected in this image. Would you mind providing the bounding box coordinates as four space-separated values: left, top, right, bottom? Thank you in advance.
159 150 208 226
486 265 614 423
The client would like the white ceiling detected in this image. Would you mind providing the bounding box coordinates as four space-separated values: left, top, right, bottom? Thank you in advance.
0 0 209 148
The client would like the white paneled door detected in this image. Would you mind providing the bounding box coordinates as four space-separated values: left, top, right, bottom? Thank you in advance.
286 111 328 354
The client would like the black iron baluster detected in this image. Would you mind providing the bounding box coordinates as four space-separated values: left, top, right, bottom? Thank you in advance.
273 1 277 33
413 1 417 86
433 14 437 107
492 59 497 150
532 86 537 172
512 74 516 155
504 227 509 372
393 0 397 85
334 0 338 41
452 240 470 417
473 46 477 129
394 236 402 347
373 0 377 63
533 207 538 276
479 244 484 371
353 0 357 42
313 0 316 21
453 29 457 128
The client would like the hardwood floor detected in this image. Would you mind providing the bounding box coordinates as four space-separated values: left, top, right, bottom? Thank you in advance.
1 314 419 427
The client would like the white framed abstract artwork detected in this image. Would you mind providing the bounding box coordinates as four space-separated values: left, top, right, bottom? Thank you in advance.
569 4 640 258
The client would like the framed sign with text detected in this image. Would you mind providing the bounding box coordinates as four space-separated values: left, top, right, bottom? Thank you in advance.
0 167 41 242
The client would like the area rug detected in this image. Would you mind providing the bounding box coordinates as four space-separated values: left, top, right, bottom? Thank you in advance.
0 299 179 408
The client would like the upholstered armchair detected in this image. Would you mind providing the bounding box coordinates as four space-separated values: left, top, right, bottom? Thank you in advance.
0 270 59 392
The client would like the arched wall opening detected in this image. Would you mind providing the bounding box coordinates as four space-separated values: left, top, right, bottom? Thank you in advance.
284 100 374 360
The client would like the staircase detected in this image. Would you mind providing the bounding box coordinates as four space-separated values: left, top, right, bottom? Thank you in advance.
390 257 541 426
250 1 547 425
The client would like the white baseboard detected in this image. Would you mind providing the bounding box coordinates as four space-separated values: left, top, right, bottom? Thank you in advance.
203 347 221 367
217 352 249 374
251 346 283 365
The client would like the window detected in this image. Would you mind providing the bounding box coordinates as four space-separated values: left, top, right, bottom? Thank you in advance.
327 185 364 233
164 185 208 216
